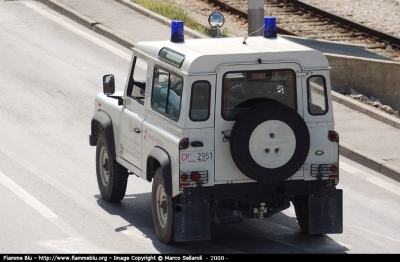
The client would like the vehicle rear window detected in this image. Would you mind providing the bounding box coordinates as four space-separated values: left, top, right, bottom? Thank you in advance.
307 76 328 115
222 70 296 120
190 81 211 121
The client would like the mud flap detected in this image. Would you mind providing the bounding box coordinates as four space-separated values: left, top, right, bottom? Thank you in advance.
174 202 211 242
309 188 343 234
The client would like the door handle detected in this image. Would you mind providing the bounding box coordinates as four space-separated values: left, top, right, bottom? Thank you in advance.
133 127 140 134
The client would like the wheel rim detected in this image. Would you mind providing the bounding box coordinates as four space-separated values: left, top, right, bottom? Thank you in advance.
155 183 168 228
249 120 296 168
99 146 110 186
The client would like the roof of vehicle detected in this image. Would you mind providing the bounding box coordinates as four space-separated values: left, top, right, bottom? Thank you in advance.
134 36 330 74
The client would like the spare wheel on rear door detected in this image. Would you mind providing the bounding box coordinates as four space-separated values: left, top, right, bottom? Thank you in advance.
230 102 310 183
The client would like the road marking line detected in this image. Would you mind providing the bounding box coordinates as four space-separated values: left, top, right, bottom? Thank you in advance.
365 176 400 197
0 171 113 252
0 171 58 218
340 160 400 196
23 2 131 61
339 160 363 174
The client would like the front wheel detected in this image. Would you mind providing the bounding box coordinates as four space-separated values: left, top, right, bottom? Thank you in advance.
151 167 176 244
96 132 128 202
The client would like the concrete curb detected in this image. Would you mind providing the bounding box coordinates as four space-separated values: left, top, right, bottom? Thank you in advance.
339 142 400 182
35 0 208 47
333 91 400 182
36 0 136 49
32 0 400 182
331 91 400 129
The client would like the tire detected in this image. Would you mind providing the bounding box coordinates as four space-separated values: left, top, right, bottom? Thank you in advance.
151 167 176 244
96 132 128 202
292 195 310 234
230 102 310 183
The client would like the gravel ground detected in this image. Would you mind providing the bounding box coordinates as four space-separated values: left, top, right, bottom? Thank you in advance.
168 0 400 117
170 0 400 38
304 0 400 38
170 0 400 61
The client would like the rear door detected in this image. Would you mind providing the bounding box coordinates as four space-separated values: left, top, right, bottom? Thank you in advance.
214 63 304 182
302 70 333 123
302 71 338 180
180 75 216 186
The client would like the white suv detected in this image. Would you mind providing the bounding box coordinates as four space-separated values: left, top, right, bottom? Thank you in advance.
89 18 343 244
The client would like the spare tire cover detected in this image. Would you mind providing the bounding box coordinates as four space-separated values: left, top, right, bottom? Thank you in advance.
230 102 310 183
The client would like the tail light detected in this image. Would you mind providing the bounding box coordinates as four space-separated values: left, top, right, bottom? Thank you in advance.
311 164 339 184
181 173 188 181
311 164 339 176
328 131 339 142
190 172 201 181
180 171 208 188
179 138 189 150
314 164 338 174
330 165 338 173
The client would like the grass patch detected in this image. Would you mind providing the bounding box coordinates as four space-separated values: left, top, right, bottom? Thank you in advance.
132 0 199 28
131 0 229 37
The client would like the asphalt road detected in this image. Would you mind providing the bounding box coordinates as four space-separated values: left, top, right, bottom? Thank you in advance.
1 1 400 254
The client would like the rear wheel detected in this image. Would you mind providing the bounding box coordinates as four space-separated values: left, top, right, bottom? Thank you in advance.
151 167 176 244
292 195 310 233
96 132 128 202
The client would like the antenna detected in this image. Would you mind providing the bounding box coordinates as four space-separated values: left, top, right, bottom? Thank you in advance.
243 24 265 44
243 16 278 44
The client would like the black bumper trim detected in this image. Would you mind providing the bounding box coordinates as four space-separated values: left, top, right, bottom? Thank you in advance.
182 179 336 203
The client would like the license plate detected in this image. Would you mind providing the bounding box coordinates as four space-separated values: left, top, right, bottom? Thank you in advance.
180 151 214 163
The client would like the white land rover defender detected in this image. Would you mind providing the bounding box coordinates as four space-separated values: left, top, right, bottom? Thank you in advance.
89 15 343 244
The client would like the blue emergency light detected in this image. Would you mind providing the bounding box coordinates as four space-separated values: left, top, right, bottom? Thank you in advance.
263 16 277 38
171 20 185 43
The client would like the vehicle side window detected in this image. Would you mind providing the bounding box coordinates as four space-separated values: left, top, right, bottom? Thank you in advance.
307 76 328 115
190 81 211 121
127 56 147 101
151 67 183 120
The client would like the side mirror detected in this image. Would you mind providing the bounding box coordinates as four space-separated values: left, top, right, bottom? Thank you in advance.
103 74 115 95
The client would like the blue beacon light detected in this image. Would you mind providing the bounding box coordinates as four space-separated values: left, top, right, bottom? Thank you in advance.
171 20 185 43
263 16 277 38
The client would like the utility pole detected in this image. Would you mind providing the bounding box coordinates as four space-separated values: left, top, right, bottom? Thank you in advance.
248 0 265 36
